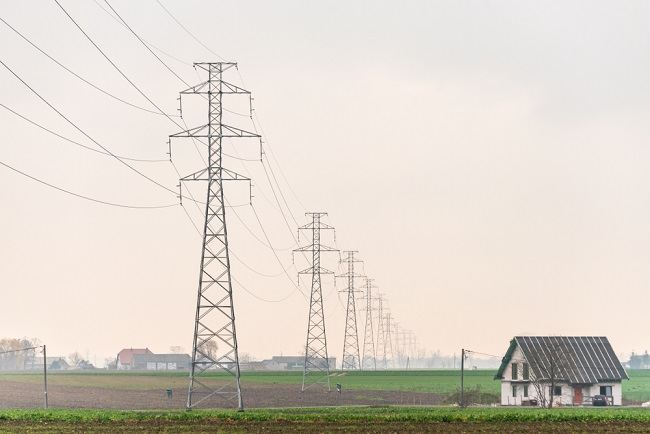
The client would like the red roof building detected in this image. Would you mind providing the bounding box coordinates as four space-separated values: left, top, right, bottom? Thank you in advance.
116 348 153 370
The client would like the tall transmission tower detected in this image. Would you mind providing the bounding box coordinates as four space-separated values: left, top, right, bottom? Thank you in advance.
294 212 339 391
337 251 364 370
170 62 260 410
361 278 377 370
375 294 387 369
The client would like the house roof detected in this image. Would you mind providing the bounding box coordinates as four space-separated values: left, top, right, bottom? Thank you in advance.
117 348 153 365
495 336 628 384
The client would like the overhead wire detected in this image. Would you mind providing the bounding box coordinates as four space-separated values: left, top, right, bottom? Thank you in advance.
0 103 167 163
154 0 225 61
0 58 180 198
0 160 176 209
0 15 177 118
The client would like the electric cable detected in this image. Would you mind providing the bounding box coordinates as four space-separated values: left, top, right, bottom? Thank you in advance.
0 103 167 163
0 159 176 209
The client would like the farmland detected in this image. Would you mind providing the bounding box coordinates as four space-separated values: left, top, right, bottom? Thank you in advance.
2 407 650 433
2 370 650 431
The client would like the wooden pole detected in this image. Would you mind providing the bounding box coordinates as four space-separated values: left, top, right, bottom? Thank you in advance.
43 345 48 409
460 348 465 407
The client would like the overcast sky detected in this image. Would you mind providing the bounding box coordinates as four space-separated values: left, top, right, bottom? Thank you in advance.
2 0 650 366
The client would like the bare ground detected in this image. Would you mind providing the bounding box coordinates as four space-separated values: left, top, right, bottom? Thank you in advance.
0 379 444 409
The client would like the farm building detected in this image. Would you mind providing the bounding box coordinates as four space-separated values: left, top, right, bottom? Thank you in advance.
132 353 191 371
259 356 337 370
116 348 153 370
495 336 628 406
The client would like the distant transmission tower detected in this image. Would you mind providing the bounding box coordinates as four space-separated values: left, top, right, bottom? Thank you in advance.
170 62 260 410
375 294 387 369
361 278 377 370
337 251 364 370
384 312 394 368
294 212 339 391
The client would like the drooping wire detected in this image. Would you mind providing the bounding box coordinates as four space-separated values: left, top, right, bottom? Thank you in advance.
52 0 183 129
154 0 226 61
0 160 176 209
0 16 177 118
0 58 179 198
103 0 191 88
91 0 192 67
0 103 167 163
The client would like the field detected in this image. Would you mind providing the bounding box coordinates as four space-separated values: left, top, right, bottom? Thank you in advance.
2 407 650 433
2 370 650 432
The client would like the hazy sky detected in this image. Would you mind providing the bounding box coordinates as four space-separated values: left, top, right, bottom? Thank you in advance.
2 1 650 366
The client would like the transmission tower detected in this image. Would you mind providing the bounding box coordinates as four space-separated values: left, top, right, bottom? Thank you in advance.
337 251 364 370
294 212 339 391
170 62 260 410
384 311 395 368
375 294 388 369
361 278 377 370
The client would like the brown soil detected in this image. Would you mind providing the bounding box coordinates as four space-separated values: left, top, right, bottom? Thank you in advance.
0 379 443 409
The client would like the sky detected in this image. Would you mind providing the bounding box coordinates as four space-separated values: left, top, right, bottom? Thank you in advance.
1 0 650 367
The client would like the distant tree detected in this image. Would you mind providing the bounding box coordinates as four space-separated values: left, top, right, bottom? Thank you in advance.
169 346 184 354
203 341 218 359
0 338 38 370
104 357 117 370
68 352 84 368
239 353 253 363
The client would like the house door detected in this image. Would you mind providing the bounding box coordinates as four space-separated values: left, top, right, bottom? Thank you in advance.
573 386 583 405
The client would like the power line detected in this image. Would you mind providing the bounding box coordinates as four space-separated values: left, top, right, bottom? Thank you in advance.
0 58 179 198
0 15 176 117
91 0 192 67
52 0 181 127
103 0 191 87
0 103 167 163
155 0 225 61
0 160 176 209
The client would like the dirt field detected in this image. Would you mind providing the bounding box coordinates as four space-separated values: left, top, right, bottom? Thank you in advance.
0 378 444 409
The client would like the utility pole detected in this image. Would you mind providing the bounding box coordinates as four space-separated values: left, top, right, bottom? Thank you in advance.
392 322 401 369
171 62 260 410
460 348 465 407
42 345 48 409
375 294 388 369
294 212 339 391
361 278 377 370
337 251 364 370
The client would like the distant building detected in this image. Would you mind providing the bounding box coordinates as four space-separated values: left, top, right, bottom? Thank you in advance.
116 348 153 370
132 353 191 371
258 356 337 371
495 336 628 406
26 356 69 371
628 351 650 369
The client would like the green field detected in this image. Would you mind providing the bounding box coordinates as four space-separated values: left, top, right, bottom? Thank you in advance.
2 407 650 433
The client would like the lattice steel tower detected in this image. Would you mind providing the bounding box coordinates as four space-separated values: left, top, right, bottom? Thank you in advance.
361 278 377 370
375 294 388 369
337 251 364 370
294 212 339 391
170 62 260 410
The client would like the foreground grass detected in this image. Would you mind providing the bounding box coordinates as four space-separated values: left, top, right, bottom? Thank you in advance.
1 407 650 423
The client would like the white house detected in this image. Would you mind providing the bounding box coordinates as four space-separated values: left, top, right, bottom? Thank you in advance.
495 336 628 406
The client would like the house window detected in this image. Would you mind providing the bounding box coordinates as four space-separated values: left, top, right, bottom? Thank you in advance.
512 384 517 397
523 385 528 397
511 363 518 380
522 363 529 380
600 386 613 396
549 385 562 396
